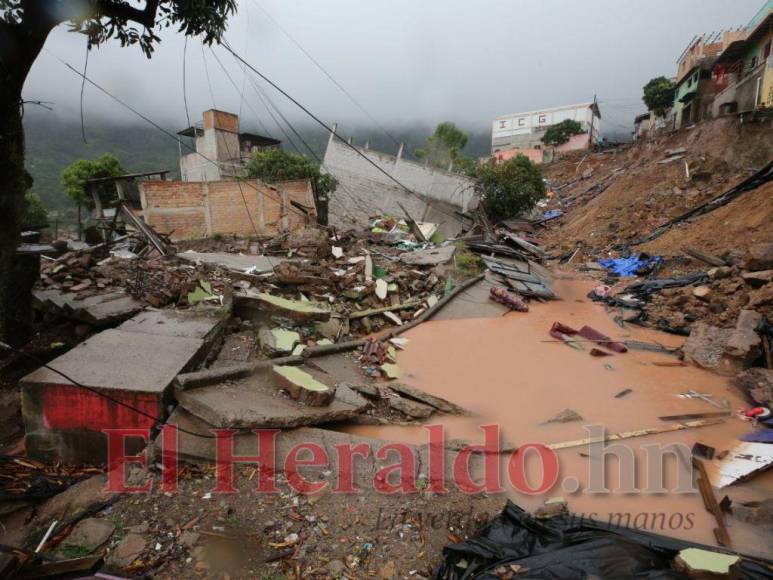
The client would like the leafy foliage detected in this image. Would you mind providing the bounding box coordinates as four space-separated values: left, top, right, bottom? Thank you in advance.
22 192 47 229
642 76 676 116
244 149 336 198
542 119 585 146
61 153 125 209
1 1 237 58
415 122 469 169
477 155 545 222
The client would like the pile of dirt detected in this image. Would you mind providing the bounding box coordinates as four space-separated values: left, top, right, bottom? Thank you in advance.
542 116 772 257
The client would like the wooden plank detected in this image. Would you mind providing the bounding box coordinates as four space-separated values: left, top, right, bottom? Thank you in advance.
693 457 731 547
546 419 724 450
684 247 726 267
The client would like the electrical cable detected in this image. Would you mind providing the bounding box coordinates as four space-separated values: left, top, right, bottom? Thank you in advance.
200 43 259 237
0 341 216 440
250 0 402 148
48 50 312 223
80 41 89 144
182 37 191 129
221 41 465 224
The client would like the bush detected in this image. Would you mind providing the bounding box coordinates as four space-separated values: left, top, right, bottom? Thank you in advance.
22 191 48 229
642 76 676 117
542 119 585 146
244 148 336 198
61 153 125 209
478 155 545 222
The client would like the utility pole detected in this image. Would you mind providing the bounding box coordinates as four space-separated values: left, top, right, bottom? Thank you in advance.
589 94 598 151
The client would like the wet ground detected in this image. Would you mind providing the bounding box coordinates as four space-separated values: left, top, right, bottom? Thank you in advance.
344 272 773 557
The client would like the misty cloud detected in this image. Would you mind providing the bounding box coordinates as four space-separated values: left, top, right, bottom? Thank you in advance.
22 0 760 140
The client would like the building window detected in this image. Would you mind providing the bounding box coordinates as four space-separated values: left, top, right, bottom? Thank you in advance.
538 114 547 125
518 118 526 127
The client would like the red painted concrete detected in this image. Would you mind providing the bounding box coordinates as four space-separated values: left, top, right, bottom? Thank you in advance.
42 384 160 431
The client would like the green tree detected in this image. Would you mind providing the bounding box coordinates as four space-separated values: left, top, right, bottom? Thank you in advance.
0 1 236 344
244 148 336 198
22 192 48 230
542 119 585 146
642 76 676 116
416 122 469 169
61 153 125 210
477 156 546 222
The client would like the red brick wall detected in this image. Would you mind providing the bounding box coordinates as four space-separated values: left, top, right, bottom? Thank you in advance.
140 179 315 240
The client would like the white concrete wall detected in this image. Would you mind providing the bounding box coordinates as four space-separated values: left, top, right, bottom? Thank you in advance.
322 137 478 231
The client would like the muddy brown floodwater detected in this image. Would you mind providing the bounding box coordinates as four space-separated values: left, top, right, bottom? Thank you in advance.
344 275 773 557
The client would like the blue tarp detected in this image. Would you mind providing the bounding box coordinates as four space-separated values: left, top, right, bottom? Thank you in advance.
598 254 663 277
542 209 563 221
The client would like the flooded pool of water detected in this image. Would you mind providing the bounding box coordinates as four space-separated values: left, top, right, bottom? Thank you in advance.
343 275 773 555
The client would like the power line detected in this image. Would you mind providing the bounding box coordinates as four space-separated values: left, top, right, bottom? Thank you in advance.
221 40 463 224
200 42 259 237
182 37 192 129
200 43 217 108
250 0 401 148
48 50 312 224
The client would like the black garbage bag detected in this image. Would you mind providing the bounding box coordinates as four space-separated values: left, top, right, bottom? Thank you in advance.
433 501 773 579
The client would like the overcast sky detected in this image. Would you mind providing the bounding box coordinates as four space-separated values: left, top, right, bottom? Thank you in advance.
24 0 762 139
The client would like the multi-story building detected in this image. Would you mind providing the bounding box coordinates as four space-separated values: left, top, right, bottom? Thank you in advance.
177 110 280 182
490 102 601 161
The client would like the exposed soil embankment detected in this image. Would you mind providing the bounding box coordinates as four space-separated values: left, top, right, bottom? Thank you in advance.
542 116 773 257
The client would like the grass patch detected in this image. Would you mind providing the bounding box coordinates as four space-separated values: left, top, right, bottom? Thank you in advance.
61 544 92 559
453 241 485 279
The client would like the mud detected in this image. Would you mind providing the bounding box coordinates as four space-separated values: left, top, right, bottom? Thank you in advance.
343 275 773 556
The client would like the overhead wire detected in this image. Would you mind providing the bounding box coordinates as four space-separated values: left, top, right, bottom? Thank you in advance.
220 47 382 220
250 0 402 149
80 41 89 144
220 40 465 224
0 341 216 440
48 50 312 224
200 42 259 237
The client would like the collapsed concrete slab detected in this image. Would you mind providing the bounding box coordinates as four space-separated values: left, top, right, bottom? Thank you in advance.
177 371 367 428
272 365 337 406
33 289 143 327
20 309 223 463
157 408 487 490
234 290 331 323
177 251 285 274
117 308 226 342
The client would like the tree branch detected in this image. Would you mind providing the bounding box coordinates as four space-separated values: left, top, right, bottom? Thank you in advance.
95 0 160 28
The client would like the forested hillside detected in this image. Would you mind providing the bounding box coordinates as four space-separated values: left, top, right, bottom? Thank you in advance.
23 111 492 214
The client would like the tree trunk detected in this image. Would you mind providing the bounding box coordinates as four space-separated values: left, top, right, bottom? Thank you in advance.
0 20 52 345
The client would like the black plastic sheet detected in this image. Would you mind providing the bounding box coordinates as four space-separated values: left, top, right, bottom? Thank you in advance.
433 501 773 579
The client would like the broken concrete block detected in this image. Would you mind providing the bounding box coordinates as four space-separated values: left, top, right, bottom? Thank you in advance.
683 323 732 371
692 286 712 301
388 383 467 415
673 548 740 578
272 365 336 406
388 395 435 419
106 533 147 569
720 310 762 375
543 408 584 424
21 329 206 463
743 243 773 271
284 227 330 257
347 383 381 398
399 245 455 266
748 284 773 310
741 270 773 287
235 291 330 323
62 518 115 554
258 327 300 356
178 378 366 429
708 266 733 280
735 368 773 407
